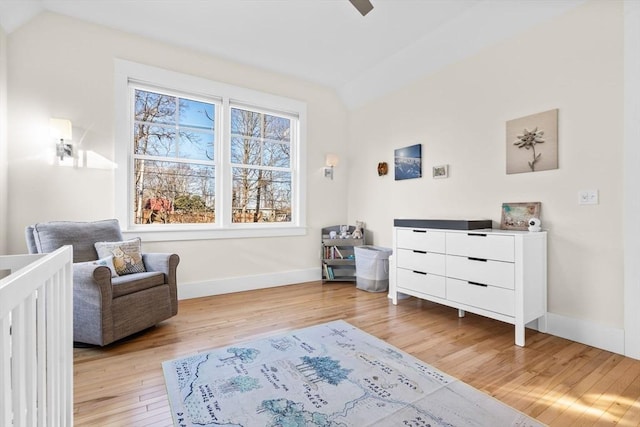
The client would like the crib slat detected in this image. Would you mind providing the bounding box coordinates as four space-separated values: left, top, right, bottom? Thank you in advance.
62 264 73 426
46 278 58 426
37 285 47 427
1 316 12 427
12 304 26 427
24 293 37 426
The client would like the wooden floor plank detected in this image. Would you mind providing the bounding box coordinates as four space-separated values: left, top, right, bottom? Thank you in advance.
593 371 640 425
616 395 640 427
73 282 640 426
567 357 638 426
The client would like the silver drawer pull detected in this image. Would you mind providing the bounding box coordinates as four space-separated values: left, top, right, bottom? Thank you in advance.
412 270 427 275
468 281 488 287
412 229 427 233
468 257 487 262
467 233 487 237
413 250 427 254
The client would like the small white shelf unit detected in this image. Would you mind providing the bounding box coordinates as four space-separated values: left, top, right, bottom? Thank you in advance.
321 225 364 283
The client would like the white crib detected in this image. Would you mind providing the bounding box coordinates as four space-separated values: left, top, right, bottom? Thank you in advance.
0 246 73 426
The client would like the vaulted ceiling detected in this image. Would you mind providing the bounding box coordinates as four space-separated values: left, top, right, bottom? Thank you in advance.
0 0 584 108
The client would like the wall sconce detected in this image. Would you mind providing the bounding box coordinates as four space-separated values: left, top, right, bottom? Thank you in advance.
50 118 73 160
324 153 339 180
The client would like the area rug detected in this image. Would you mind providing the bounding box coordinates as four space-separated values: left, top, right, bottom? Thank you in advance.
162 320 543 426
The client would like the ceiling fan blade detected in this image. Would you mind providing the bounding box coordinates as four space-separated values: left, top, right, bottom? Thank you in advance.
349 0 374 16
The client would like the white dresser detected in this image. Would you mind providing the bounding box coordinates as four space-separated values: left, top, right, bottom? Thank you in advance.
390 224 547 346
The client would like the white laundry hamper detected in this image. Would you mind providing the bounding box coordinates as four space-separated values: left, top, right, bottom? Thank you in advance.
354 246 393 292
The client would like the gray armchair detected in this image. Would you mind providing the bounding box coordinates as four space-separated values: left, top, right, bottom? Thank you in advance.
25 219 179 346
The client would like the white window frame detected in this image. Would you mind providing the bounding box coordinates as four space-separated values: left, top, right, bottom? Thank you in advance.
114 59 307 241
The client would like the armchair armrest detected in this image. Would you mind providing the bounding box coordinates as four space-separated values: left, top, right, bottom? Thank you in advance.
143 253 179 277
72 263 115 345
72 263 114 301
142 253 180 315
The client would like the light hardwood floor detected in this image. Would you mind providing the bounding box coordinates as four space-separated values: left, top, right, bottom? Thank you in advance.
73 282 640 426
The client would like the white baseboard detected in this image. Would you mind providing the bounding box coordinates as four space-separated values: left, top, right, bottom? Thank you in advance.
178 268 320 300
179 274 628 357
546 312 625 355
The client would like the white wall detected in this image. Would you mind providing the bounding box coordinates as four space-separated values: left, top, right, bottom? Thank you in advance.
5 12 349 293
347 1 626 352
0 27 7 255
624 0 640 359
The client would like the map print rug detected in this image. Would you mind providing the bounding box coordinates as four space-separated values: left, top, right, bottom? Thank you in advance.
162 320 544 427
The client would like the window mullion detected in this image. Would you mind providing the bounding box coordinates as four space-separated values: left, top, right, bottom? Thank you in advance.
229 163 288 173
174 97 180 160
219 97 232 227
133 153 215 167
290 116 300 225
230 133 288 146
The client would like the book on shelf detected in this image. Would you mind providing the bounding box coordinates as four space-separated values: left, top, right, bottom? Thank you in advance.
324 246 345 260
323 263 335 280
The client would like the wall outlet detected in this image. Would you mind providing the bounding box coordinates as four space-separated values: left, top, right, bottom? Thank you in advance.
578 190 599 205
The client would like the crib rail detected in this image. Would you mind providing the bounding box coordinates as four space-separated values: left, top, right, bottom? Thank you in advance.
0 246 73 427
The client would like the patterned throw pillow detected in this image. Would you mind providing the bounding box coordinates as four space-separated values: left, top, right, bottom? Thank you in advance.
94 238 146 276
93 256 119 277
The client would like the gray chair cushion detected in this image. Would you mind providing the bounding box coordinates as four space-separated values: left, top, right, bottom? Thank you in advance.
111 271 165 298
25 225 37 254
31 219 123 262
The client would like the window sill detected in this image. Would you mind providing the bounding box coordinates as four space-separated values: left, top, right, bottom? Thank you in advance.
121 225 308 242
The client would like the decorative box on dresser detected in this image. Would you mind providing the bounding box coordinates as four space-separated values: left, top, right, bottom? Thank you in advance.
389 219 547 347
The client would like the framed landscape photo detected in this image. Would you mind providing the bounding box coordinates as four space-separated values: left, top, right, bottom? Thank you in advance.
394 144 422 181
500 202 541 230
432 165 449 179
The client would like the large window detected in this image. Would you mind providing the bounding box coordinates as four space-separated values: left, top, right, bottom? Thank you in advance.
115 60 306 240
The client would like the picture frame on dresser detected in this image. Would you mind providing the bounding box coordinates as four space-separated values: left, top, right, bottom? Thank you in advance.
500 202 541 231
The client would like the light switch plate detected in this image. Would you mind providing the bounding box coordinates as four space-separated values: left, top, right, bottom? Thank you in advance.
578 190 599 205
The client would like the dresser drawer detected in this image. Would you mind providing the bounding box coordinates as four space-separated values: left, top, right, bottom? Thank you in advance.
446 277 515 316
446 232 514 262
397 268 446 298
396 229 445 253
445 255 515 290
396 249 445 276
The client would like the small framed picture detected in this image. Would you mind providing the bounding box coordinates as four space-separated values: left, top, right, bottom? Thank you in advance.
500 202 541 230
432 165 449 179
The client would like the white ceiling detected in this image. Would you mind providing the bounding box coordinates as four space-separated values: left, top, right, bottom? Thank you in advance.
0 0 584 109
